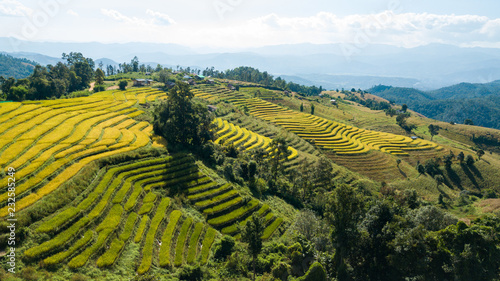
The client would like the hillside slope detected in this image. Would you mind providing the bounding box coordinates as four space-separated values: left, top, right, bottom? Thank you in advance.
368 81 500 129
0 53 37 79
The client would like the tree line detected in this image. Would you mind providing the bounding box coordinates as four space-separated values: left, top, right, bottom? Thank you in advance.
202 66 323 96
0 52 95 101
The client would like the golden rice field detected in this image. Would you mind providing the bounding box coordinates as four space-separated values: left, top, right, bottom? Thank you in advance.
0 88 167 217
226 97 443 156
213 118 299 160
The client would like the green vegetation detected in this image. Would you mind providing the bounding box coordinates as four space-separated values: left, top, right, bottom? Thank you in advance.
153 80 214 147
368 81 500 130
3 64 500 281
0 53 36 79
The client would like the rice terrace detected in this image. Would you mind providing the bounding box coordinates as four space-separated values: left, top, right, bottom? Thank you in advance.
4 1 500 280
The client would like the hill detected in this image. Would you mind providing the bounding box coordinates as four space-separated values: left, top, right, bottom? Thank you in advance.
0 53 37 79
0 74 499 280
368 81 500 129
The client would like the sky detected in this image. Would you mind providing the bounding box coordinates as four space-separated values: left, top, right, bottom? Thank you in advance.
1 0 500 49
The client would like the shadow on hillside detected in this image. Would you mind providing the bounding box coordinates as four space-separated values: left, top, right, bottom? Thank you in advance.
445 166 462 190
398 167 407 178
437 185 451 200
461 164 480 190
469 164 483 180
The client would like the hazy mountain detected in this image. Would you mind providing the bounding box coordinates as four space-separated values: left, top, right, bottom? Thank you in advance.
0 37 195 60
280 74 420 90
1 52 62 66
2 38 500 89
367 81 500 129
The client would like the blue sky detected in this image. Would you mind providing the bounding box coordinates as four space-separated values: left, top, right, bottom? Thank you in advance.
1 0 500 49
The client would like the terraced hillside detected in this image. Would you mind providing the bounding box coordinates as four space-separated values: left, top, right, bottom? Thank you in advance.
191 85 448 181
0 88 167 216
213 117 298 160
24 155 217 273
230 98 442 155
25 154 284 274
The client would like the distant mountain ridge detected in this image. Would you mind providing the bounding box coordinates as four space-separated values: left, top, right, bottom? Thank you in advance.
0 53 37 79
368 81 500 129
1 38 500 89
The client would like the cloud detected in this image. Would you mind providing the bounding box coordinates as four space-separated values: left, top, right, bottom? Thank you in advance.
244 12 499 47
101 8 175 27
67 9 79 17
146 9 176 25
0 0 32 17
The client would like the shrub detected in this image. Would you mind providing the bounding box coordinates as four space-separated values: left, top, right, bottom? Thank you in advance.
214 235 235 260
93 84 106 92
295 262 327 281
20 266 38 281
178 264 203 281
119 79 128 90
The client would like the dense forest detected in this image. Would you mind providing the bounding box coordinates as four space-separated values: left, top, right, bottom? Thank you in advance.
368 82 500 129
0 53 37 79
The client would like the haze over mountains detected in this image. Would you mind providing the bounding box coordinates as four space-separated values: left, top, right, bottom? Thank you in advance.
2 37 500 90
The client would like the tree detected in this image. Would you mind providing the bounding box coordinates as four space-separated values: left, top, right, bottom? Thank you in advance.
300 103 304 112
311 103 315 115
402 104 408 112
396 113 416 133
424 159 439 176
95 68 105 85
464 119 474 125
7 85 28 101
457 152 465 163
417 164 425 175
477 149 485 160
214 235 235 260
118 79 128 90
385 108 397 117
396 159 402 168
62 52 94 89
465 155 475 166
153 81 214 148
444 154 453 168
131 56 139 72
327 184 365 281
434 174 444 188
240 213 265 281
428 124 440 141
158 69 171 87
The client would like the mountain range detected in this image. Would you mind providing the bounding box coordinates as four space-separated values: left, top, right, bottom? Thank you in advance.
2 37 500 90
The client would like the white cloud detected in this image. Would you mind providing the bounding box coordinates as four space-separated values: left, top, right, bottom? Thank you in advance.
241 12 500 47
146 9 176 25
100 8 175 27
67 9 79 17
0 0 32 17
